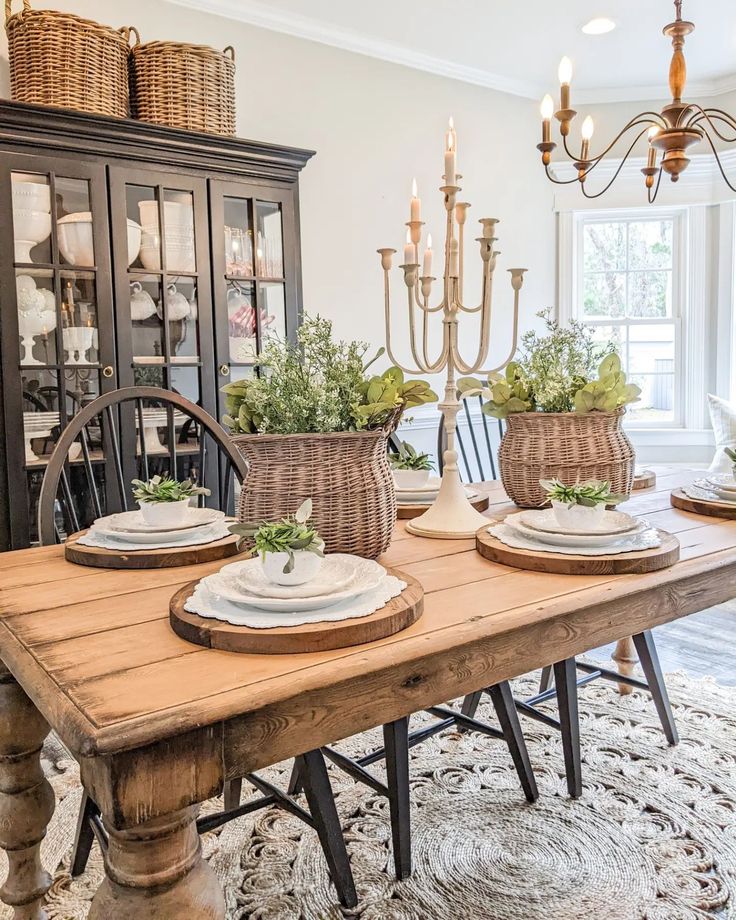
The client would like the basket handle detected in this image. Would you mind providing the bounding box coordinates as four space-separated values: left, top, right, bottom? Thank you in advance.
224 45 235 61
5 0 31 24
120 25 141 46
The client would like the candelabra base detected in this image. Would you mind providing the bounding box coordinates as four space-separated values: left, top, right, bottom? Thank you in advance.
404 468 490 539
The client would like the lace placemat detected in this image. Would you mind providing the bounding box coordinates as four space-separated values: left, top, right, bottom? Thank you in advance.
76 521 232 551
684 480 736 508
488 523 662 557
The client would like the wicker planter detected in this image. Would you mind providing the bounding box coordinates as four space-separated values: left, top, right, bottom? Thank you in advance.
499 409 635 508
232 429 396 559
5 1 135 118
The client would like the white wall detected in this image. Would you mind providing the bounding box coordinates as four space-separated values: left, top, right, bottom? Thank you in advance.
0 0 557 384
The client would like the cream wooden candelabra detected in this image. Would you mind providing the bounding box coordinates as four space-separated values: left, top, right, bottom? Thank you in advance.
378 158 527 538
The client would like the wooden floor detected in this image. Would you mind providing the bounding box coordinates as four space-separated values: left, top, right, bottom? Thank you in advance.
590 601 736 686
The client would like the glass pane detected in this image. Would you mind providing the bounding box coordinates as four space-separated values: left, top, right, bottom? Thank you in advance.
626 374 675 424
130 276 164 361
22 369 60 466
12 172 51 265
17 269 56 365
224 197 254 277
56 177 94 268
163 189 196 273
627 323 675 373
628 271 672 318
582 272 625 319
128 185 157 271
60 272 98 366
165 279 199 361
133 365 165 388
169 365 201 405
587 323 624 356
227 281 257 362
256 201 284 277
259 282 286 341
628 221 673 270
583 222 626 272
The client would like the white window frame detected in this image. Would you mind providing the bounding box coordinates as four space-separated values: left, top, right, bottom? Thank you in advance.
560 206 689 430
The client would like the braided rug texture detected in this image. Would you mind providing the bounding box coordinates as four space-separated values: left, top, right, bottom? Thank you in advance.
1 670 735 919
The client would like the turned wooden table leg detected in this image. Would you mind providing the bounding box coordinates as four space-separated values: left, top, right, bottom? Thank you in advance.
0 666 55 920
88 805 225 920
612 636 638 696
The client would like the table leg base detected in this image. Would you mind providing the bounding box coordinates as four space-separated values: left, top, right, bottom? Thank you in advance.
613 636 638 696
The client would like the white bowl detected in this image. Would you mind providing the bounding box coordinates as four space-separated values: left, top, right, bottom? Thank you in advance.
12 179 50 213
140 240 195 273
260 549 323 586
138 200 194 229
393 469 431 490
58 212 142 267
13 209 51 261
137 498 191 527
551 500 606 531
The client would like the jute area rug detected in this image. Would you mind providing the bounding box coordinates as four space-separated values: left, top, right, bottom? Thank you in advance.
1 670 735 919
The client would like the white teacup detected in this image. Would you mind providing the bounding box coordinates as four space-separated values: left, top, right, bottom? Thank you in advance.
551 500 606 531
261 550 323 586
138 498 191 527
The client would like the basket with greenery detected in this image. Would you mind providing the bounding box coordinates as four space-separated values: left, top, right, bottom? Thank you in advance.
458 313 637 508
222 316 438 559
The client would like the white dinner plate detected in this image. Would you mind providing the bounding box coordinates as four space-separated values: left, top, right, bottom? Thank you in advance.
234 553 361 599
517 508 639 537
92 520 218 544
205 557 386 612
396 484 478 503
505 513 647 548
705 473 736 493
102 508 223 534
395 476 443 495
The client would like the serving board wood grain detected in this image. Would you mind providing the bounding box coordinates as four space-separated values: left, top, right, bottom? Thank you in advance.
633 469 656 491
670 488 736 520
397 494 489 520
169 567 423 654
65 530 242 569
475 525 680 575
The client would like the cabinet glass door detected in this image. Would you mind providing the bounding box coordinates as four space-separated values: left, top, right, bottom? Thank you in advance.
0 156 115 546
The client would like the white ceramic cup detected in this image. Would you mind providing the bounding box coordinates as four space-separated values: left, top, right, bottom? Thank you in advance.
551 500 606 531
261 549 323 586
137 498 191 527
392 469 431 490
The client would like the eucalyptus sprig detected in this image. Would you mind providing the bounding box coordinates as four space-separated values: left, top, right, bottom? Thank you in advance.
540 478 628 508
389 441 434 472
724 446 736 472
132 475 210 504
229 499 325 573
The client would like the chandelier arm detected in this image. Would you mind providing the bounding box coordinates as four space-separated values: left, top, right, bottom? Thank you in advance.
579 129 650 199
544 163 586 186
406 282 444 372
685 106 736 144
647 167 664 204
382 270 432 375
698 126 736 193
451 263 495 372
560 114 666 165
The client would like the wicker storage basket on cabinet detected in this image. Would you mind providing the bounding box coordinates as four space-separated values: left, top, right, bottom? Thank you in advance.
499 409 635 508
130 40 236 136
5 0 135 117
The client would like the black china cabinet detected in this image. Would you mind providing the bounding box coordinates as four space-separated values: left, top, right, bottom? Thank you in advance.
0 100 313 549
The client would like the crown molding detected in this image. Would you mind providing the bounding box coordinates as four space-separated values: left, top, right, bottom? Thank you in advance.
165 0 736 104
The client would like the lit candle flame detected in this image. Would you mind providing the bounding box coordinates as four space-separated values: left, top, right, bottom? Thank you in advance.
540 94 554 120
427 233 432 250
558 56 573 85
648 125 660 140
411 177 418 198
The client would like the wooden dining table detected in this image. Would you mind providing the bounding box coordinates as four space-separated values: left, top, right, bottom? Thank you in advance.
1 465 735 918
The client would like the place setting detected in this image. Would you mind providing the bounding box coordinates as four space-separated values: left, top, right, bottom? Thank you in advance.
671 456 736 519
170 499 423 653
65 474 240 568
391 440 489 520
477 478 680 575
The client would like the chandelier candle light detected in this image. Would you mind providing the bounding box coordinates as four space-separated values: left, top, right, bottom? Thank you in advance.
538 0 736 201
378 118 527 539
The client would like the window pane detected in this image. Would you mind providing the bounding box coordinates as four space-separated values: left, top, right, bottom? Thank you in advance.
588 324 624 355
626 374 675 424
583 272 625 318
628 270 672 318
583 222 626 272
628 220 673 270
628 324 675 374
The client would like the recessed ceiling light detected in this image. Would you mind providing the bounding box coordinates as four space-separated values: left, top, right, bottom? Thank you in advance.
581 17 616 35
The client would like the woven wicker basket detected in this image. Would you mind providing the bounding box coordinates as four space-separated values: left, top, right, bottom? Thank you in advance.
232 429 396 559
5 1 135 118
499 409 635 508
130 40 236 136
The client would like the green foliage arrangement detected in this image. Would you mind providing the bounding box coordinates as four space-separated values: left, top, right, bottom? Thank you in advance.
389 441 434 472
540 478 627 508
457 312 641 418
132 474 210 504
725 446 736 472
229 499 324 573
221 316 437 435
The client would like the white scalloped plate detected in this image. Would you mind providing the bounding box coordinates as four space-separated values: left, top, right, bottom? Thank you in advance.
505 513 647 548
517 508 639 537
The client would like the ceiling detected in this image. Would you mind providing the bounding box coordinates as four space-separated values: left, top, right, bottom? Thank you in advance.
169 0 736 102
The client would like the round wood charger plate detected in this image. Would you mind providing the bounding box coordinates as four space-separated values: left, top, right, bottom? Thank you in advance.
670 487 736 520
65 530 242 569
633 469 657 491
170 567 423 654
475 524 679 575
397 493 490 520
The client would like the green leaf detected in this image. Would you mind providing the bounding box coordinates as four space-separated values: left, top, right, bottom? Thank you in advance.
295 498 312 524
599 353 621 377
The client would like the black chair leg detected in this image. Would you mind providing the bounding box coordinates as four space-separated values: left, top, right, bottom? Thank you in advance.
71 791 99 877
460 689 483 721
287 759 302 796
223 778 242 812
553 658 583 799
488 682 538 803
633 630 679 745
383 717 411 880
298 749 357 909
539 665 554 693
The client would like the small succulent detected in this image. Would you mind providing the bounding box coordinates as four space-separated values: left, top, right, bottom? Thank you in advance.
132 474 210 504
389 441 434 472
573 354 641 414
352 366 438 431
540 478 628 507
725 446 736 472
229 499 325 574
